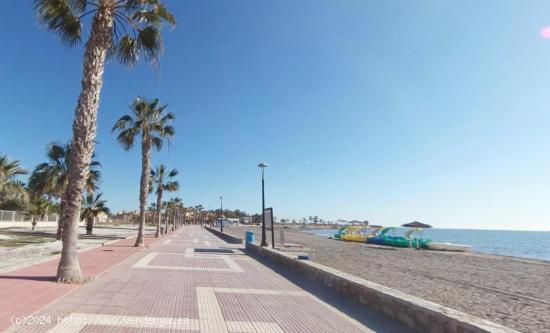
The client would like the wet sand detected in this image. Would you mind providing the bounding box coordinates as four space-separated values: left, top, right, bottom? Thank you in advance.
224 226 550 333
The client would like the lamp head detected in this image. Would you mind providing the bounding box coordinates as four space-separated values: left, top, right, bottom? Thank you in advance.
258 162 268 169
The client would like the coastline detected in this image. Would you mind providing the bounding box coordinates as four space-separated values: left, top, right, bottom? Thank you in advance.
300 225 550 263
225 226 550 333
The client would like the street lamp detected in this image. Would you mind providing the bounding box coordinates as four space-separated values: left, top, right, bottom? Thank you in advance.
219 196 224 232
258 162 268 246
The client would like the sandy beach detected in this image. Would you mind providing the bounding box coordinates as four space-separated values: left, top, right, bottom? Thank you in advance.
225 226 550 333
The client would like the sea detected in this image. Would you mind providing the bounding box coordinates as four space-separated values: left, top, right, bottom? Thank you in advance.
307 228 550 262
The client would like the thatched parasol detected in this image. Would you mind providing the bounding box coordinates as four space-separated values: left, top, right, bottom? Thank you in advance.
402 221 432 249
401 221 432 229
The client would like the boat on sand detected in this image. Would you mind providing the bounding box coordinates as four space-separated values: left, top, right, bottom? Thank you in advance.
333 225 472 252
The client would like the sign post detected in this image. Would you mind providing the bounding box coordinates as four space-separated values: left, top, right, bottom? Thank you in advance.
264 208 274 248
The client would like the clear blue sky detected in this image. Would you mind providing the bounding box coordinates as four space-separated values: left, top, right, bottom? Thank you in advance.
2 1 550 230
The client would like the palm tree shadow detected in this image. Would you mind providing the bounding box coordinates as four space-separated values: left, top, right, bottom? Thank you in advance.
0 275 56 282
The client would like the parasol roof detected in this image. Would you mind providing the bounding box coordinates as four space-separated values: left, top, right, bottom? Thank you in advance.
401 221 432 228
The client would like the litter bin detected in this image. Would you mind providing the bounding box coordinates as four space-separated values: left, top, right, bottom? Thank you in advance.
245 231 255 244
160 227 165 235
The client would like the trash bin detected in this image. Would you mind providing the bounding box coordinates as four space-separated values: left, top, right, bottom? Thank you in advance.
245 231 255 244
160 227 165 235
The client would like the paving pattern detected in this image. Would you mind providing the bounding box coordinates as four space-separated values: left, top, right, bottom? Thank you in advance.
0 235 158 332
7 227 412 333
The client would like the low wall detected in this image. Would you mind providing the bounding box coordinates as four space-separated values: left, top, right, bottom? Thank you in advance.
204 227 243 244
245 242 519 333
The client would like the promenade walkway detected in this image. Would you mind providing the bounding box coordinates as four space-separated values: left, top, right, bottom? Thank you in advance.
1 235 158 332
6 227 412 333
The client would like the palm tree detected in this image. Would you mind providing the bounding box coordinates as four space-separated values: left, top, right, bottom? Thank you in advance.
0 154 28 206
147 202 157 224
26 198 51 230
28 143 101 239
195 204 204 225
150 164 178 237
113 97 175 246
171 197 183 230
81 193 110 235
0 181 29 211
163 199 172 233
0 154 27 183
36 0 176 283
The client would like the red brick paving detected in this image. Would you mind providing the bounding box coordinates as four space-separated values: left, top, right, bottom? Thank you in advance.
0 234 157 332
4 227 412 333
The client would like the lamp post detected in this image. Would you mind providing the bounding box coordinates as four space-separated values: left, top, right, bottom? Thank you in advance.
220 196 224 232
258 162 268 246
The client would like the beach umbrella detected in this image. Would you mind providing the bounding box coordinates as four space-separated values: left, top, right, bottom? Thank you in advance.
402 221 432 249
401 221 432 228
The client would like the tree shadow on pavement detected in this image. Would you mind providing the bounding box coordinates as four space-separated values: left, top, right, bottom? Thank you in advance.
0 275 56 282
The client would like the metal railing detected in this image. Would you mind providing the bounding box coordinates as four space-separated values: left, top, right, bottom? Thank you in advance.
0 210 58 222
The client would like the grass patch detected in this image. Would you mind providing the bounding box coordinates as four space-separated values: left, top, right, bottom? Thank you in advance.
0 235 58 248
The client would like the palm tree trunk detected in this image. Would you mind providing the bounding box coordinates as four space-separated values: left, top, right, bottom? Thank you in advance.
164 209 168 234
155 190 162 238
56 6 113 283
86 217 94 235
136 137 151 247
172 209 176 231
56 197 65 240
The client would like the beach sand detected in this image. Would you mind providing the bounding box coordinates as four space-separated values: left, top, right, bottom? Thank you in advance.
225 226 550 333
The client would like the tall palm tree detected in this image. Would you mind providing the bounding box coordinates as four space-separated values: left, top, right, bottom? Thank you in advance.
28 143 100 239
35 0 176 283
150 164 178 237
81 193 110 235
113 97 175 246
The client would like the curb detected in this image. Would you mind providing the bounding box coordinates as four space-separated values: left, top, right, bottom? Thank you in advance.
204 226 243 244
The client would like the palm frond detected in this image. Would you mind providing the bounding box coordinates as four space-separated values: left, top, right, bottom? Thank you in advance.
68 0 87 13
163 180 178 192
112 114 134 131
85 168 101 194
132 10 161 26
150 136 163 151
0 154 28 179
154 3 176 26
116 127 139 150
46 143 66 162
81 192 110 219
137 26 162 63
35 0 83 46
160 111 175 123
161 125 175 138
116 35 140 66
149 98 160 111
168 169 178 177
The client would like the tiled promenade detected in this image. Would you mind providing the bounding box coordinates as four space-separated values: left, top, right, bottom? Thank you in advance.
5 227 412 333
1 235 158 332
